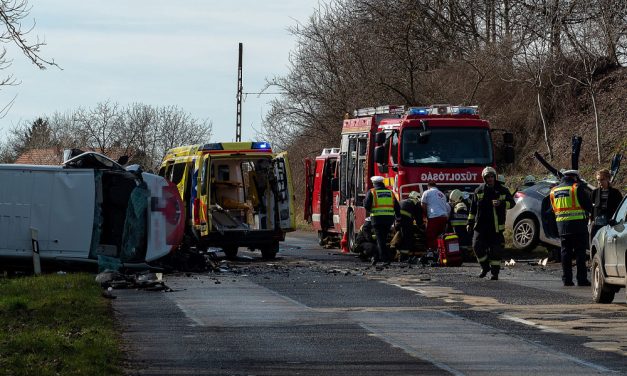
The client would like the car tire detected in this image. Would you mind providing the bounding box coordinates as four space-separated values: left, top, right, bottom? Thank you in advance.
591 253 615 304
512 216 540 252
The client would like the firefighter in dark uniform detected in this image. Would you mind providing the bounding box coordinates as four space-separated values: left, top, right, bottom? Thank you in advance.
448 189 471 257
364 176 400 265
467 167 516 280
397 190 423 252
353 217 378 261
549 170 593 286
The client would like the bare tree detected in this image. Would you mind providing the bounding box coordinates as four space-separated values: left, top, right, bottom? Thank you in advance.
125 103 158 169
155 105 212 166
72 101 125 155
0 0 59 116
560 0 616 163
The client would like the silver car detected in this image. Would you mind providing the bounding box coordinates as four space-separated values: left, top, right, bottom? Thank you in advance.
590 196 627 303
506 181 560 251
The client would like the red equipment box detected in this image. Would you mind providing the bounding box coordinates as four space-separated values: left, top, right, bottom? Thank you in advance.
437 233 463 267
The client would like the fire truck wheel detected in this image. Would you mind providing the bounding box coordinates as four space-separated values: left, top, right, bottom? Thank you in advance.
317 231 326 246
347 212 356 250
223 246 238 260
261 242 279 260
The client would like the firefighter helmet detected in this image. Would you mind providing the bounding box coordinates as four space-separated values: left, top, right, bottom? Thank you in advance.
449 189 464 203
408 191 420 203
523 175 536 185
563 169 579 177
481 166 497 179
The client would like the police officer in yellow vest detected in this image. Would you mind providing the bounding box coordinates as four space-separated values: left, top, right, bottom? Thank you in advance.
364 176 400 265
467 167 516 280
549 170 593 286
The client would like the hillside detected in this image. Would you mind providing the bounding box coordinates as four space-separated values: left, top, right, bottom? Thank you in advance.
507 67 627 189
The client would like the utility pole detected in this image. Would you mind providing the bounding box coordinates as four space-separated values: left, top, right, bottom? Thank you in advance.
236 42 243 142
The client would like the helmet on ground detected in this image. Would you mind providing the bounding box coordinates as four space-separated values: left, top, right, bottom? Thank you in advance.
481 166 497 179
523 175 536 185
562 169 579 177
371 176 384 184
449 189 464 203
408 191 420 202
454 202 467 212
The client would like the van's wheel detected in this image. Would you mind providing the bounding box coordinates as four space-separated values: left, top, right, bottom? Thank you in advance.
261 242 279 260
591 254 614 303
223 246 238 260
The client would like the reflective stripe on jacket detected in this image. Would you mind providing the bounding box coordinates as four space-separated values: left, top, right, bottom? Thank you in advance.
450 210 468 227
467 183 515 233
370 189 395 217
550 184 586 222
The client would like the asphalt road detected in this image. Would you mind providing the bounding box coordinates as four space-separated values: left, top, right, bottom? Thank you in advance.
113 231 627 376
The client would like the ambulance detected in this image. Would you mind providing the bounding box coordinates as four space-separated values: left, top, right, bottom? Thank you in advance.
159 142 295 259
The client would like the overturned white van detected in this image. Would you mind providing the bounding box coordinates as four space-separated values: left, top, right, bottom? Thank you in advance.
0 152 184 270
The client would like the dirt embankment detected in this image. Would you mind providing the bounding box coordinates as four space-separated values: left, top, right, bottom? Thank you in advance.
510 67 627 188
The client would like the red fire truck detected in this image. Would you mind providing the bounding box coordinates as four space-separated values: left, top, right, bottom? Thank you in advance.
304 148 341 245
305 104 514 249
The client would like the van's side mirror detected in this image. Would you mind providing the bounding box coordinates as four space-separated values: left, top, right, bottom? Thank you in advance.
331 177 339 192
609 219 617 227
503 132 514 145
374 146 386 164
504 145 515 164
375 131 386 145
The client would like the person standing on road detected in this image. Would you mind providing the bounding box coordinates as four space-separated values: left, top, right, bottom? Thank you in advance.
364 176 400 266
421 181 450 253
549 170 593 286
467 167 516 280
590 168 623 240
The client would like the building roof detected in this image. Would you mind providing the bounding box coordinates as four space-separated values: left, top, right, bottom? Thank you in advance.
14 148 62 165
14 147 132 166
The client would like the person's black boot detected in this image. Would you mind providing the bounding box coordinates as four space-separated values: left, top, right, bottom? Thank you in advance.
490 264 501 280
478 264 490 278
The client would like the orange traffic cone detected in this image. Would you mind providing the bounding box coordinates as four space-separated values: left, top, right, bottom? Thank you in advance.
340 232 349 254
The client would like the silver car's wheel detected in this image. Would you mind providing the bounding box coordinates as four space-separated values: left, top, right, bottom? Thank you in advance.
512 217 539 252
592 254 614 304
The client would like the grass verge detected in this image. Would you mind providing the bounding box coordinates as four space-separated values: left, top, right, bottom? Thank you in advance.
0 273 122 376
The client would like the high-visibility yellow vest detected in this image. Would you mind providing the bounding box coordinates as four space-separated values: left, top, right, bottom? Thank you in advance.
550 183 586 222
370 189 395 217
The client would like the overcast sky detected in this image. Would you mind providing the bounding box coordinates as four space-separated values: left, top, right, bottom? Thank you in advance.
0 0 320 142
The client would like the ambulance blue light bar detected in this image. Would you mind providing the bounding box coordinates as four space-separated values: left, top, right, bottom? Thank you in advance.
251 142 271 150
201 143 224 151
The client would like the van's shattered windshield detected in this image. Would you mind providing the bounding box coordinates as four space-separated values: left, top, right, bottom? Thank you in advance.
401 128 493 166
